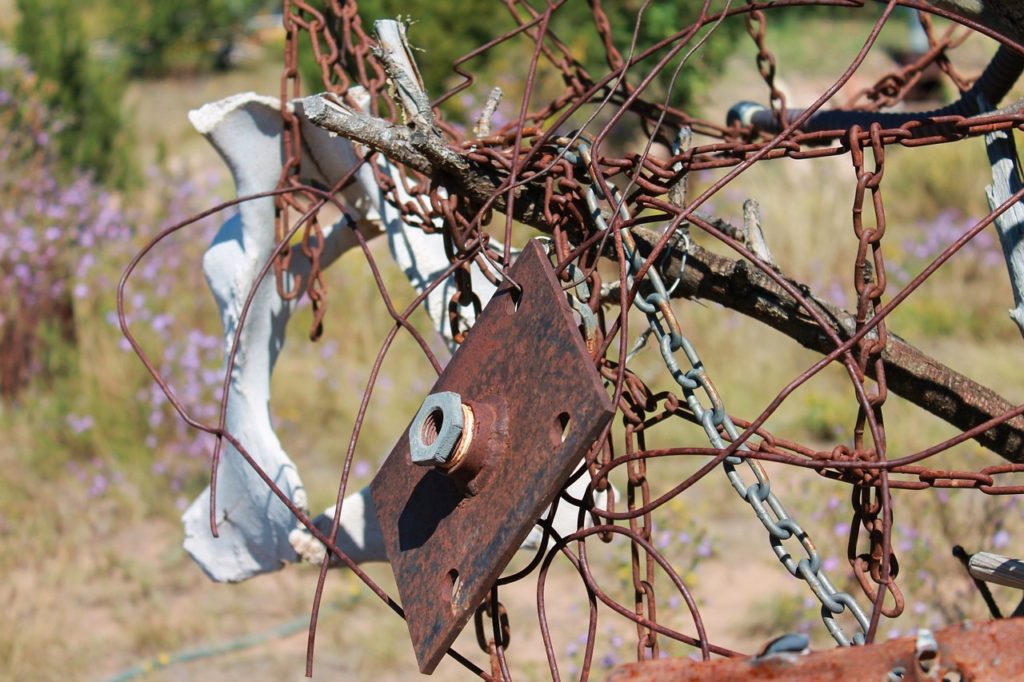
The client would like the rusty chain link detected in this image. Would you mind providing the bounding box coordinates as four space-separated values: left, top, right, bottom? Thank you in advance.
844 123 905 628
844 14 973 111
571 139 871 646
119 0 1024 677
278 1 328 339
745 6 787 125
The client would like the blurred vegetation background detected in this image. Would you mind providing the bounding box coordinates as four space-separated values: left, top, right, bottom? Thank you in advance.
1 1 1023 680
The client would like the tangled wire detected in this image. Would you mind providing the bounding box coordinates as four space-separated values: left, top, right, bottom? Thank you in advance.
121 0 1024 678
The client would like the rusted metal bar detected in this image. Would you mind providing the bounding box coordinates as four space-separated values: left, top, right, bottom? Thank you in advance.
608 618 1024 681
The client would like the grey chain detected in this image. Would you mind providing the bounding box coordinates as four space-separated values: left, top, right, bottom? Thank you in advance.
565 139 869 647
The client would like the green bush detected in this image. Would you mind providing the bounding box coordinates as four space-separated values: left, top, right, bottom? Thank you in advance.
15 0 131 185
113 0 271 77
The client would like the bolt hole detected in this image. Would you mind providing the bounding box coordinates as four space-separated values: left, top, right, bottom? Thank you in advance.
446 568 461 608
421 408 443 446
555 412 572 445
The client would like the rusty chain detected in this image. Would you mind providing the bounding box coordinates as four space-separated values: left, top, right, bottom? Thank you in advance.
844 124 905 629
745 6 787 125
118 0 1024 678
572 141 870 646
844 12 973 111
278 1 328 339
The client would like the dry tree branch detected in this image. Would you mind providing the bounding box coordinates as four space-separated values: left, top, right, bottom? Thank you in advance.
630 230 1024 463
304 94 550 223
306 90 1024 464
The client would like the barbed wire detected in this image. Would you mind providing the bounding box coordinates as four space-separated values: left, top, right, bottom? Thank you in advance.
120 0 1024 678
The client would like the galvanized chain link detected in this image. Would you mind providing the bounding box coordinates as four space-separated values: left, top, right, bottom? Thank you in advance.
568 139 870 647
547 244 601 354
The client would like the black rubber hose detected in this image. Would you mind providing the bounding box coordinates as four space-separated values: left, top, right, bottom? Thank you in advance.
727 44 1024 136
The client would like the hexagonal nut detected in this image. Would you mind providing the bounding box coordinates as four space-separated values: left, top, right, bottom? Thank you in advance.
408 391 465 467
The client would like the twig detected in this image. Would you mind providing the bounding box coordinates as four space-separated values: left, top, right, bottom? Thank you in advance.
742 198 776 267
972 94 1024 119
668 126 691 209
474 87 503 138
967 550 1024 590
373 19 433 130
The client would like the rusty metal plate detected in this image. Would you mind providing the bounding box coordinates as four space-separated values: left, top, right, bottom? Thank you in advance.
370 239 614 673
607 618 1024 681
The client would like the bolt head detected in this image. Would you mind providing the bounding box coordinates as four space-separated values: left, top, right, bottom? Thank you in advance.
409 391 465 466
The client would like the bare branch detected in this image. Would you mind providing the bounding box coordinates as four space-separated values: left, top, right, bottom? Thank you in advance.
474 87 503 138
631 229 1024 462
968 551 1024 589
742 199 776 267
373 19 433 130
304 80 1024 464
306 93 551 224
303 95 434 175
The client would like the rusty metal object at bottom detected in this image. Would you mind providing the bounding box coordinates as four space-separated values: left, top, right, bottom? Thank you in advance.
370 240 614 674
607 618 1024 681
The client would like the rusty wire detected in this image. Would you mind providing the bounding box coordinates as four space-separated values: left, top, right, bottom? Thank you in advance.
119 0 1024 679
